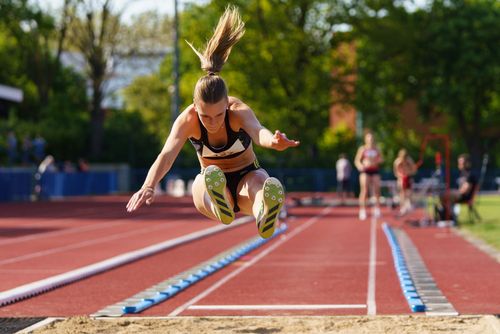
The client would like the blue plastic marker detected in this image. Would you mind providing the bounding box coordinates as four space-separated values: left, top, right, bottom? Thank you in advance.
409 298 425 312
122 224 288 314
382 223 426 313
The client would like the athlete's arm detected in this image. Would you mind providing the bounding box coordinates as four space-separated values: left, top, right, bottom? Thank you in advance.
230 98 300 151
377 147 384 164
126 106 194 212
459 178 473 196
409 157 417 175
393 159 400 177
354 147 364 171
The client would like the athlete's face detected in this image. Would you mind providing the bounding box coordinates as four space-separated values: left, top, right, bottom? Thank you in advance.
195 99 228 134
365 133 374 146
458 157 467 170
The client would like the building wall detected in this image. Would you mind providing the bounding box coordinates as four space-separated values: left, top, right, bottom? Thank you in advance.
328 43 447 137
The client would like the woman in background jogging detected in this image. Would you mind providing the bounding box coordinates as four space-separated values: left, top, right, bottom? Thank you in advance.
126 6 299 238
354 131 383 220
393 149 417 216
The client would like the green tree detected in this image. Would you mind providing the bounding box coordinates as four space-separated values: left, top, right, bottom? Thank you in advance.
318 124 358 167
174 0 337 167
336 0 500 167
412 0 500 167
0 0 63 118
122 74 171 140
66 3 173 161
67 0 122 160
0 0 89 162
102 110 160 166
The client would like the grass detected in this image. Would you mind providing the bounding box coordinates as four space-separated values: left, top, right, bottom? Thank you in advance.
457 194 500 250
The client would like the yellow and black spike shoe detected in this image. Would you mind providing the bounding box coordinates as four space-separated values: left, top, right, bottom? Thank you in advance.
256 177 284 239
204 165 234 225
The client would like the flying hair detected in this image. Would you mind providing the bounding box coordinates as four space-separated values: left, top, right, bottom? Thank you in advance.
186 6 245 74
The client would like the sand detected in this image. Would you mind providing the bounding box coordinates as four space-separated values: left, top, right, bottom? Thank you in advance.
30 315 500 334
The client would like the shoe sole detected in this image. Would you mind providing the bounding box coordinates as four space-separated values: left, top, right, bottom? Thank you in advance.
359 212 367 220
257 177 284 239
204 165 234 225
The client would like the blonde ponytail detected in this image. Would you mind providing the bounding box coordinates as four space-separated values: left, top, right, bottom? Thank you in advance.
187 6 245 74
188 6 245 104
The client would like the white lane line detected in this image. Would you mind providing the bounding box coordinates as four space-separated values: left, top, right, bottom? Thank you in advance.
188 304 367 310
168 206 333 317
366 215 377 315
0 216 252 306
0 209 186 247
0 220 127 247
0 221 185 265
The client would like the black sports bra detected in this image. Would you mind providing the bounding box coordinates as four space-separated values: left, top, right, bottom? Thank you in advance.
189 110 252 160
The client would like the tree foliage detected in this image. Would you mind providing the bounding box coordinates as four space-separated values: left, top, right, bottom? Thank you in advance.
336 0 500 167
0 0 89 163
412 0 500 166
66 0 123 159
2 0 498 170
168 0 338 167
122 74 171 140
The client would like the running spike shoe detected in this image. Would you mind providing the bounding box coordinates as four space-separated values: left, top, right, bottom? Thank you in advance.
256 177 284 239
204 165 234 225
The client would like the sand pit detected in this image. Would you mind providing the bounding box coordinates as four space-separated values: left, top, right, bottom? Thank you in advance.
30 315 500 334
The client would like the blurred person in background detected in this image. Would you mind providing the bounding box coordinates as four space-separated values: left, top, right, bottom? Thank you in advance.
21 135 32 165
437 153 477 222
354 131 383 220
32 155 58 201
7 131 17 166
32 134 46 164
77 158 90 172
63 160 76 173
126 6 299 239
336 153 352 205
393 149 417 216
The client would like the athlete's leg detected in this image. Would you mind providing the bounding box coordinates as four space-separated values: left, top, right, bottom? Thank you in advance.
339 179 347 204
397 178 406 213
372 174 381 217
405 188 413 210
359 173 368 220
372 174 381 204
191 166 235 224
237 169 284 238
234 169 269 217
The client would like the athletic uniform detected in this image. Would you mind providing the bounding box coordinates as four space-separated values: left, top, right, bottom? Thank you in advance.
395 159 414 190
189 110 260 211
336 157 352 192
401 175 412 190
456 170 477 203
360 147 381 175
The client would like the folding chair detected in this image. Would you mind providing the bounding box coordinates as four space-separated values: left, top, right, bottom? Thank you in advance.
465 186 481 222
468 154 489 223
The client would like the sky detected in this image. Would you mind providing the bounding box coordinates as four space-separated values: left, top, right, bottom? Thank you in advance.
32 0 428 21
31 0 209 22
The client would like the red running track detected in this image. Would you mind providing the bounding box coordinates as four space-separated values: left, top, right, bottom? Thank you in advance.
141 206 409 316
0 196 498 316
0 196 221 291
402 226 500 314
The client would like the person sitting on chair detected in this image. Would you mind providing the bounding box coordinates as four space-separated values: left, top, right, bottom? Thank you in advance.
439 154 477 221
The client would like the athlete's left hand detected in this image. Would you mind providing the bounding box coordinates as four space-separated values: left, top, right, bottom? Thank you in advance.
126 187 155 213
271 130 300 151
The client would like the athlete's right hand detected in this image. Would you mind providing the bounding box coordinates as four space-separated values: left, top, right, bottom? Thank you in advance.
126 187 155 212
271 130 300 151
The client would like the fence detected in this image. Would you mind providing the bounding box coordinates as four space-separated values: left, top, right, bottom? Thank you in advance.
1 166 498 202
0 168 118 201
131 167 499 194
